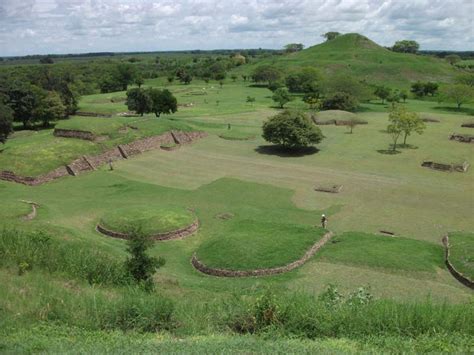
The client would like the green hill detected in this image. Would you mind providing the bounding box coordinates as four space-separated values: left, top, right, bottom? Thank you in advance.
253 33 460 87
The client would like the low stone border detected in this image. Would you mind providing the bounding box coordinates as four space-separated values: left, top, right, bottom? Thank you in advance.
75 111 112 118
421 117 440 123
315 185 343 193
20 200 39 221
96 219 199 241
450 133 474 144
421 161 469 173
191 231 333 277
442 235 474 290
53 128 95 141
461 122 474 128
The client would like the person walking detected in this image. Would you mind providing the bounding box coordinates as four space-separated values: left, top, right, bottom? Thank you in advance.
321 214 328 229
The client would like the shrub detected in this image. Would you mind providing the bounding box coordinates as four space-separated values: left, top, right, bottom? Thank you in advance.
322 92 358 111
262 110 324 149
125 228 165 291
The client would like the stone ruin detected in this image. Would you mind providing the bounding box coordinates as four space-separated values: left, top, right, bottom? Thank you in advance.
0 130 207 186
450 133 474 143
421 160 470 173
314 184 343 193
461 122 474 128
54 128 96 141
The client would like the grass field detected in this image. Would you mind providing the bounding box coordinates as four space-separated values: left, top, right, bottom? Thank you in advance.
1 71 473 351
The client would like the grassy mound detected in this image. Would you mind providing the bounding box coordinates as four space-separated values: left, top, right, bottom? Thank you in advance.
99 206 195 236
55 117 130 136
315 232 444 273
0 201 32 220
218 130 255 141
253 33 457 86
448 232 474 280
196 220 326 270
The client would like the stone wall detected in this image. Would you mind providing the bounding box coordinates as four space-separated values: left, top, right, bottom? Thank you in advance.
450 133 474 143
53 129 95 141
442 235 474 290
314 119 368 126
75 111 112 118
0 130 207 186
422 161 470 173
461 122 474 128
97 219 199 241
191 232 333 277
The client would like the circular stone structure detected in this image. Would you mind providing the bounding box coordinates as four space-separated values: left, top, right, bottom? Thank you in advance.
97 206 198 241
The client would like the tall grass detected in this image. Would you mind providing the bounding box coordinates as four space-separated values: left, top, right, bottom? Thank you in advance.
223 287 474 339
0 228 129 286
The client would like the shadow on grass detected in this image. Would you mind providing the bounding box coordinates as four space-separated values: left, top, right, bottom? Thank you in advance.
255 145 319 157
377 149 401 155
433 106 474 116
398 144 419 149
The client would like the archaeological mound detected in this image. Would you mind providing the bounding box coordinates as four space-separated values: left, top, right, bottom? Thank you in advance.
97 206 198 241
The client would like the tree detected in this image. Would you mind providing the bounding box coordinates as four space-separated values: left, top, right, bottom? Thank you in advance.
33 91 66 127
455 73 474 87
392 40 419 54
231 74 238 82
322 92 358 111
424 82 439 96
387 105 425 150
439 84 474 109
115 64 137 91
147 88 177 117
272 88 292 108
285 67 322 93
125 228 165 291
6 84 46 128
0 100 13 144
386 90 401 108
262 110 324 150
445 54 461 65
410 81 425 98
268 79 285 92
167 75 175 84
374 86 391 104
324 74 370 101
284 43 304 53
399 90 408 103
251 65 282 86
303 92 322 110
126 88 152 116
322 32 340 41
135 74 144 88
346 117 359 134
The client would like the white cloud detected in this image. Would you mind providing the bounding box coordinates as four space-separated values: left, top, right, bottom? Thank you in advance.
0 0 472 56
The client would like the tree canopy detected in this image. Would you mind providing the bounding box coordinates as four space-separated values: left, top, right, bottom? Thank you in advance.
322 32 341 41
0 99 13 144
262 110 324 150
252 65 282 86
392 40 420 54
439 84 474 109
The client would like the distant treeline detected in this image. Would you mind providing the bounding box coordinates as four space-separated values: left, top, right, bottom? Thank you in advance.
0 48 281 62
419 50 474 59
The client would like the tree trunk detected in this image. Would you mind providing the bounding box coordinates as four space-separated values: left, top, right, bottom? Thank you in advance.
403 133 408 145
457 102 462 109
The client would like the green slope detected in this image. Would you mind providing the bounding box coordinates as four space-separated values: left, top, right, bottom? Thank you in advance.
252 33 460 87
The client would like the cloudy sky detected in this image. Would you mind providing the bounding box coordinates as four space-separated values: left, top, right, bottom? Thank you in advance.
0 0 473 56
